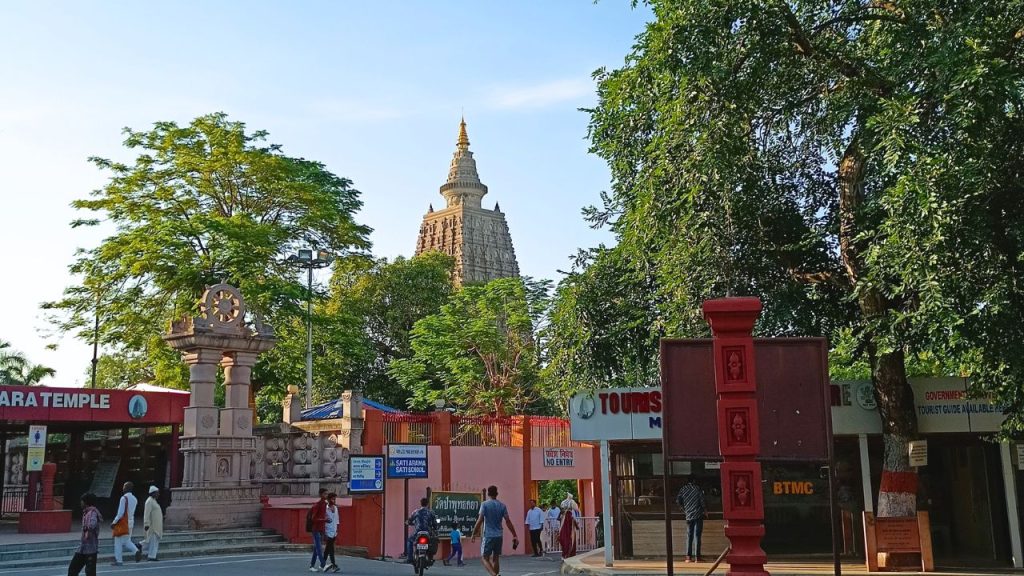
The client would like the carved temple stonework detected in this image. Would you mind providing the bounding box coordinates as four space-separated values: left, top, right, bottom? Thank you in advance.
163 284 276 530
414 119 520 286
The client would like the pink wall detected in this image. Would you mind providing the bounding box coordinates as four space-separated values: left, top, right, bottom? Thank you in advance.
450 446 524 559
381 444 599 559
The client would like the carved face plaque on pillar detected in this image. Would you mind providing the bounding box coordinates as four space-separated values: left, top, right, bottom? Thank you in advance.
720 461 763 519
724 347 745 383
217 457 231 477
730 411 748 443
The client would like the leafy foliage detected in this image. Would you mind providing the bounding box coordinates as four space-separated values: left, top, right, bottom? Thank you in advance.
0 339 56 385
390 277 545 416
44 113 371 394
565 0 1024 511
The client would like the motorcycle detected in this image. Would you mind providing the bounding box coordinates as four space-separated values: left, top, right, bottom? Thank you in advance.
411 530 435 576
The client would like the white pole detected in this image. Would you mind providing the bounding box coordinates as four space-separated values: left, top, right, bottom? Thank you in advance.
858 433 873 513
1000 442 1023 568
600 440 613 567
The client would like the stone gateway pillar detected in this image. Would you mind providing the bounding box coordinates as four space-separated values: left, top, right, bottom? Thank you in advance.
163 284 276 530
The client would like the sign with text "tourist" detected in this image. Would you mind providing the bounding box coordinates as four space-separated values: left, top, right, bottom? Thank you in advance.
543 448 575 467
569 387 664 441
387 444 428 479
348 455 385 493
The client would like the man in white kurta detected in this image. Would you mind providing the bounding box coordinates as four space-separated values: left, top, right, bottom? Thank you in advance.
141 486 163 560
111 482 139 565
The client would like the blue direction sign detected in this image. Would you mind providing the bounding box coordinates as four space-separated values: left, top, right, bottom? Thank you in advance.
348 455 385 493
387 444 428 479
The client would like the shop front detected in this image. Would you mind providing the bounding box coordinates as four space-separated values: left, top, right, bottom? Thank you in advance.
573 380 1024 568
833 377 1022 568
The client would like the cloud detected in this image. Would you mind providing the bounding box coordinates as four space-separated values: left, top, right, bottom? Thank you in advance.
487 78 594 111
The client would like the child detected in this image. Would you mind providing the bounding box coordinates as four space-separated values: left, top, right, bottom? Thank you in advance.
443 522 464 567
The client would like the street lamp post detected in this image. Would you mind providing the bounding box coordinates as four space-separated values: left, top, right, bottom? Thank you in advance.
287 249 333 408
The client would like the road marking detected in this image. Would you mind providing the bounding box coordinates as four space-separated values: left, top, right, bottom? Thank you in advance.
0 553 303 575
521 571 559 576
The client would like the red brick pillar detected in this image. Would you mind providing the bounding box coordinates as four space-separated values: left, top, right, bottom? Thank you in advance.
521 416 533 555
40 463 56 511
703 297 768 576
433 411 452 491
591 444 603 515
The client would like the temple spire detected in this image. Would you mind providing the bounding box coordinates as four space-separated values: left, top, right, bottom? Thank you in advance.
441 116 487 209
457 116 470 149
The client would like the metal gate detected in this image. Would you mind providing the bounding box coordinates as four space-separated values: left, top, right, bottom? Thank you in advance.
542 516 599 555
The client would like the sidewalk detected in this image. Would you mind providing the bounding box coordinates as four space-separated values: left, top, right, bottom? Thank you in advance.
0 519 80 545
561 548 1023 576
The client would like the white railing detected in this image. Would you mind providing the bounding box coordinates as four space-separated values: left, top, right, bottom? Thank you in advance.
541 516 599 555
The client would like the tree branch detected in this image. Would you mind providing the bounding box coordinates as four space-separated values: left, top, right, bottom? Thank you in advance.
780 3 893 97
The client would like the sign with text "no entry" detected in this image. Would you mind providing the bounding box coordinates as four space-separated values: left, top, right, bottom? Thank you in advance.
387 444 428 479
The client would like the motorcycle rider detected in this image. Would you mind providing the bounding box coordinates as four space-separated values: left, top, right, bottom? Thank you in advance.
405 497 439 563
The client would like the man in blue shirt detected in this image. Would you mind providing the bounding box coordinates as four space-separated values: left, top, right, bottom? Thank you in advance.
405 497 438 562
676 476 707 562
471 485 519 576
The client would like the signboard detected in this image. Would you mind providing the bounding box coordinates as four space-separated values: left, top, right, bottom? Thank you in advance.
0 385 188 425
875 517 921 553
543 448 574 467
569 387 664 441
1017 445 1024 471
832 377 1007 435
26 425 46 472
88 460 120 498
387 444 428 479
660 338 831 461
909 440 928 467
348 455 385 493
430 491 483 537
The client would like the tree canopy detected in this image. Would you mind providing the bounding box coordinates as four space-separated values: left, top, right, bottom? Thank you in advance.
564 0 1024 516
390 277 546 416
45 113 372 393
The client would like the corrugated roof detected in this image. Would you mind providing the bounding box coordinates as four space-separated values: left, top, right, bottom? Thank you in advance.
300 397 400 420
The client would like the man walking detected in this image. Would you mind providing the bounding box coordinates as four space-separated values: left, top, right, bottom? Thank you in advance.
308 488 328 572
111 481 140 565
471 485 519 576
524 499 544 556
676 476 707 562
140 486 163 561
67 493 101 576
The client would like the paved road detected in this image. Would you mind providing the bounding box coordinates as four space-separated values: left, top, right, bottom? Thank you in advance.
0 552 565 576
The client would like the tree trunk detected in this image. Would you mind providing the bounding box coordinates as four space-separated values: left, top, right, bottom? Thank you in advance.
838 132 919 518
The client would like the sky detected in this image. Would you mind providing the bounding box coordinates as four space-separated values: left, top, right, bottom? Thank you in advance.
0 1 653 387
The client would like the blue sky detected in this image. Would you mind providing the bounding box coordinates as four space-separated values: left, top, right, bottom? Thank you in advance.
0 1 652 386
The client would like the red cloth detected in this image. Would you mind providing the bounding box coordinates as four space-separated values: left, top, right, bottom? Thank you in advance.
559 514 577 559
311 499 328 533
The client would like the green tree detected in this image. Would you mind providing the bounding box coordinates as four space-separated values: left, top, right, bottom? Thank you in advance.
584 0 1024 518
326 253 456 408
44 113 371 394
390 277 542 416
0 340 56 385
543 246 662 410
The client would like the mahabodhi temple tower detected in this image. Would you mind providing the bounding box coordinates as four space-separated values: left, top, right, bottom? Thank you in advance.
414 118 520 285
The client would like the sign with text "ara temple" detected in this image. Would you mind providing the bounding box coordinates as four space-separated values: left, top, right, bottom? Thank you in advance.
0 385 188 426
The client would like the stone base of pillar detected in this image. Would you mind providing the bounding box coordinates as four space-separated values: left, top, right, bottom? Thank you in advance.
166 486 262 531
724 521 769 576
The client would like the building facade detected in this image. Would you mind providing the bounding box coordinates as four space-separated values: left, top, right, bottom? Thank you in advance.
414 119 520 285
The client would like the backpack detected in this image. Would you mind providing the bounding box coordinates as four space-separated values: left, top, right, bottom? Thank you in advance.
306 505 314 533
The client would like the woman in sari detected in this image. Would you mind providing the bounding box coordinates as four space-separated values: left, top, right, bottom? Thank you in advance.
558 493 579 559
